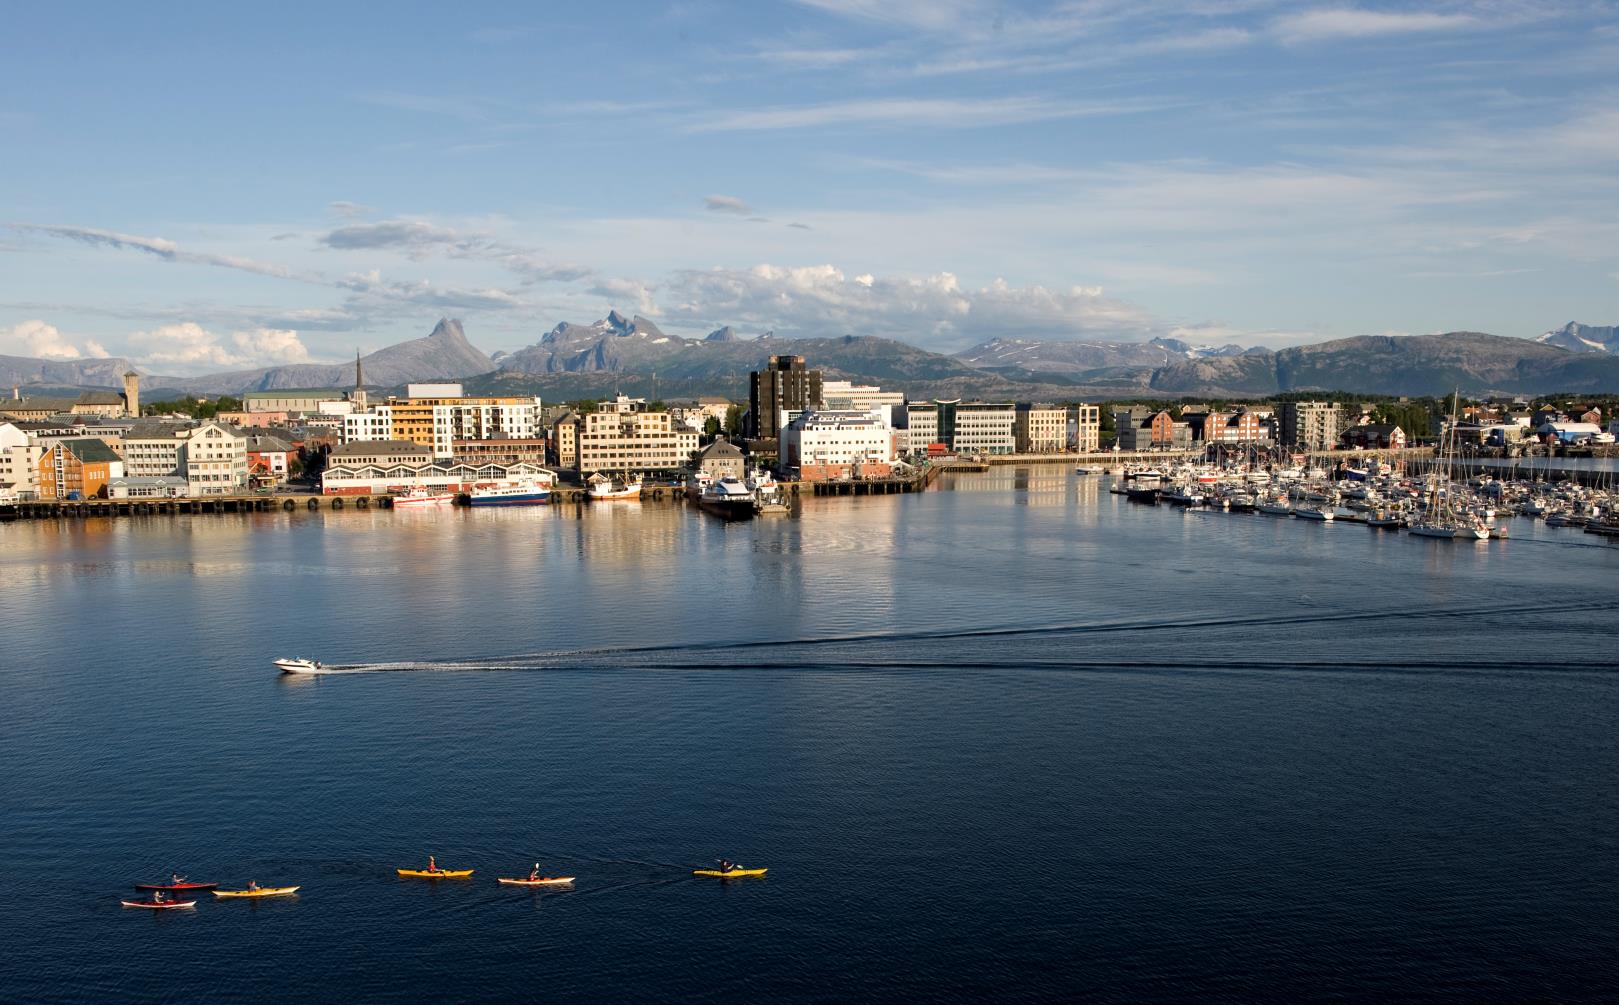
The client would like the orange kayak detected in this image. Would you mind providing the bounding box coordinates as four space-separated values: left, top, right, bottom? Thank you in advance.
397 868 473 879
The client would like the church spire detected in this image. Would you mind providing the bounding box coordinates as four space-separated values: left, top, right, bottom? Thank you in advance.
351 349 369 410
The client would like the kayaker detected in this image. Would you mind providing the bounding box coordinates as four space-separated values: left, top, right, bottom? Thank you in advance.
528 864 540 882
248 880 259 892
718 859 735 874
427 855 438 874
154 890 166 904
170 872 183 886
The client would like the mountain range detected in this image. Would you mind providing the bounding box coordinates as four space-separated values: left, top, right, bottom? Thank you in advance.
7 316 1619 403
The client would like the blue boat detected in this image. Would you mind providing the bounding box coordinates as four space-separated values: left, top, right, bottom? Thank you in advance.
469 479 552 506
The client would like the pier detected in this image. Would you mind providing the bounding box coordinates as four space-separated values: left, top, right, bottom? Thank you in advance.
0 493 396 520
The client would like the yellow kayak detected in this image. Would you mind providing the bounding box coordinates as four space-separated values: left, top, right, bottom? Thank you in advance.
397 868 473 879
214 886 300 898
693 868 767 878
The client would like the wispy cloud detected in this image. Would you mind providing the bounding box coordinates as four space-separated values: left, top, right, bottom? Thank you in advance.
704 194 754 215
12 224 317 283
690 95 1165 132
1272 9 1479 44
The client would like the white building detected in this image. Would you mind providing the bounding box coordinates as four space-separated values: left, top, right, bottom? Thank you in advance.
343 408 394 445
0 421 43 499
949 402 1017 455
780 410 897 481
1071 404 1101 452
120 421 247 495
1015 404 1068 453
901 403 939 455
821 380 906 427
321 439 555 495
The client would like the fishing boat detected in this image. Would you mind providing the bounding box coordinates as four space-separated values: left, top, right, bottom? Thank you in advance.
468 477 552 507
700 477 756 520
273 657 324 673
587 475 642 501
214 886 300 898
392 486 455 508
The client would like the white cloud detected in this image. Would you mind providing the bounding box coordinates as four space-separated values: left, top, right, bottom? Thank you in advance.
231 328 313 364
704 194 754 215
659 263 1159 346
329 200 374 218
585 277 659 314
1273 9 1478 44
128 323 315 371
1 319 108 360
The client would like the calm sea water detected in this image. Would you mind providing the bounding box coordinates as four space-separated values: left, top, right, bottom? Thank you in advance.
4 470 1618 1003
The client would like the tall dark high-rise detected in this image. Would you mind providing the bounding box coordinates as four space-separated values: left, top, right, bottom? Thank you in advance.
748 355 823 440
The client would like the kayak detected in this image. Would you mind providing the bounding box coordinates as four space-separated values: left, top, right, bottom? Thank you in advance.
122 899 196 909
692 868 768 878
134 882 217 892
213 886 300 898
497 877 575 886
397 868 473 879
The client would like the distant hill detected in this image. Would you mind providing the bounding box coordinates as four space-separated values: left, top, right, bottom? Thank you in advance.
1536 321 1619 354
7 313 1619 402
154 318 494 395
0 354 138 390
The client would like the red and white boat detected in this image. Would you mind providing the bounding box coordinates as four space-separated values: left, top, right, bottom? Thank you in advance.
122 897 197 909
392 486 456 508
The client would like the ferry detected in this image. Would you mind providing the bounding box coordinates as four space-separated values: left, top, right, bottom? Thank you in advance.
392 487 455 508
469 478 552 507
273 657 324 673
700 476 756 520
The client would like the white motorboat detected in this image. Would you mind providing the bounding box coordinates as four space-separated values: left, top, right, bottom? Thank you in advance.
699 476 756 519
392 487 455 508
273 657 324 674
1293 505 1334 521
469 477 552 506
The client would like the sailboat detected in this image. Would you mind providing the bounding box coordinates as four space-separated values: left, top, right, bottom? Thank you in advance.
1409 391 1489 540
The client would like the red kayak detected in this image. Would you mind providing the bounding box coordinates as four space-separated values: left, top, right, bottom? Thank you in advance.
134 882 218 892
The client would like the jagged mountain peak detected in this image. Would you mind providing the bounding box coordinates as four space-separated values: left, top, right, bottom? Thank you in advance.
705 326 739 342
1536 321 1619 354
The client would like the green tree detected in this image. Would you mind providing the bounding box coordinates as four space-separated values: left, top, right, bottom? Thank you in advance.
703 416 721 438
724 404 743 436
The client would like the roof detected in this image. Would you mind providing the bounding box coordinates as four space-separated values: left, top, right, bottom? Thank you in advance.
697 439 743 459
122 421 190 440
58 438 122 463
4 397 76 413
245 435 294 452
75 392 125 405
328 439 432 458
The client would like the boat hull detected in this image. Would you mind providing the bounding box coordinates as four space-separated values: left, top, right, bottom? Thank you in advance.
122 899 196 909
468 492 550 506
497 877 576 886
693 868 767 878
214 886 300 898
397 868 474 879
134 882 217 892
699 499 755 520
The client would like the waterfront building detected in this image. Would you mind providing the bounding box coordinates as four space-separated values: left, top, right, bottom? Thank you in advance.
1015 404 1068 453
1279 401 1344 451
119 420 249 495
107 476 188 499
1115 409 1191 451
901 402 939 456
695 438 746 480
343 383 544 459
451 437 551 467
552 410 581 469
1340 424 1408 450
748 355 823 440
245 434 297 486
1071 404 1101 453
780 410 896 481
1187 409 1272 444
574 406 699 475
943 401 1017 455
0 421 43 499
320 439 553 495
36 438 125 499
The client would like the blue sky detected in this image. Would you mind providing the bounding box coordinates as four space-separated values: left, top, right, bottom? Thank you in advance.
3 0 1617 372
